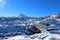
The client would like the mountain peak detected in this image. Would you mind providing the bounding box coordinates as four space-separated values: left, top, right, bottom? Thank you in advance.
18 14 27 17
50 13 60 18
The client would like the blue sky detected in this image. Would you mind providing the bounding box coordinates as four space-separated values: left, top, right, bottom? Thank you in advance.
0 0 60 17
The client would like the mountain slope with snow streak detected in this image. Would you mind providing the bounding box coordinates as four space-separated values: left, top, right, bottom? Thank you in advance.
0 13 60 40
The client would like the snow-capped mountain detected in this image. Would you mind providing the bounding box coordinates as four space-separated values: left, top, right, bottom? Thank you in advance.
0 13 60 40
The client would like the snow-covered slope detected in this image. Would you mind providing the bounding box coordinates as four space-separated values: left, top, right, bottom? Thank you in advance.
0 33 60 40
0 13 60 40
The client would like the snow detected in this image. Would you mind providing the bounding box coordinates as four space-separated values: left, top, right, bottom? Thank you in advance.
0 13 60 40
0 32 60 40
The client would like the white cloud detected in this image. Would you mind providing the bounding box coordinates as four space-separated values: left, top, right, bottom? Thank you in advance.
0 0 6 8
